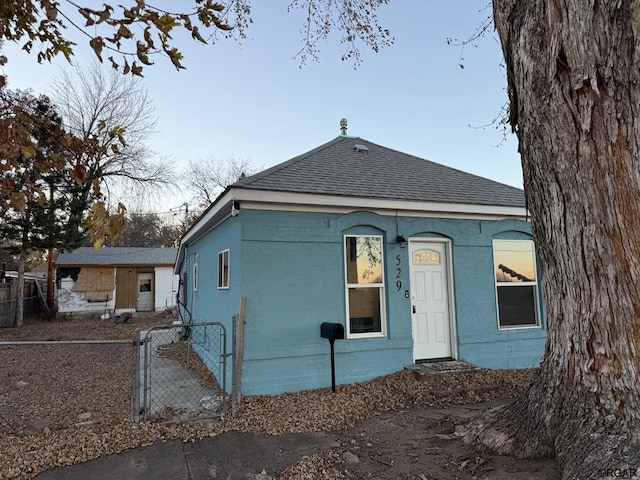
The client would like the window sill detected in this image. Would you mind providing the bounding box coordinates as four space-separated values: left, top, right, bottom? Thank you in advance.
498 324 541 331
346 332 387 339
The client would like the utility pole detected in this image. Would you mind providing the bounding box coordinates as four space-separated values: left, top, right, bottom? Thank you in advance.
183 203 189 234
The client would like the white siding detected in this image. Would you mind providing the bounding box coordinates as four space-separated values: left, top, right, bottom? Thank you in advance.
154 266 179 310
57 277 116 313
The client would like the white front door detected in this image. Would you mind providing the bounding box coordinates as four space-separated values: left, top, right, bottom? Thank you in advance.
410 241 452 360
136 273 153 311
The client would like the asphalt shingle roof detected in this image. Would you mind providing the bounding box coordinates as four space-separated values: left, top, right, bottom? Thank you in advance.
56 247 177 266
233 136 524 208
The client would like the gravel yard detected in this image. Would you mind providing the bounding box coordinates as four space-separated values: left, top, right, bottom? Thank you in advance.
0 313 557 479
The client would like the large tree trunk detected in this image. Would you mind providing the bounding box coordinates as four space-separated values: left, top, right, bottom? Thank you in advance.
463 1 640 477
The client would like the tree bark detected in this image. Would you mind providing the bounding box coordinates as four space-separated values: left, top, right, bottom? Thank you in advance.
463 1 640 478
14 248 26 328
46 247 54 310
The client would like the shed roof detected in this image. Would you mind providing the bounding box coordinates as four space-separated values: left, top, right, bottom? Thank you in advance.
232 136 525 207
56 247 177 267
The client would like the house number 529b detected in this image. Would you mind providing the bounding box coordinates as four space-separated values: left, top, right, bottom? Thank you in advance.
396 255 402 291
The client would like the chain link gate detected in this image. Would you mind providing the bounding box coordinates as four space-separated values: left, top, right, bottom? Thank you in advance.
133 322 227 423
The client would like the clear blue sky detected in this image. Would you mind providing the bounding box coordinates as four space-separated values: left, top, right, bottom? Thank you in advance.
2 1 521 212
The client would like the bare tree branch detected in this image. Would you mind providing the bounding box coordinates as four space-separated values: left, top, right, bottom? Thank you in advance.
49 60 177 199
288 0 393 67
182 155 254 206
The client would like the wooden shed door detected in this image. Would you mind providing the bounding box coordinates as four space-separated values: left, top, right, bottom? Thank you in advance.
115 268 137 309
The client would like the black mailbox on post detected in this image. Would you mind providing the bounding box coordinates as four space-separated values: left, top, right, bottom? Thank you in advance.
320 322 345 392
320 322 344 341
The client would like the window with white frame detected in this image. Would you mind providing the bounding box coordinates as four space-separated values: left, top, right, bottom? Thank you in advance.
493 239 539 329
193 262 198 292
344 235 386 337
218 250 229 289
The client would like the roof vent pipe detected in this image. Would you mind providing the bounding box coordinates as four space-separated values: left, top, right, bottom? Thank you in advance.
340 118 348 136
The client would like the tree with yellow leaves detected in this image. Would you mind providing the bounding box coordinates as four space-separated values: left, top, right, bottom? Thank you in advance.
0 88 125 325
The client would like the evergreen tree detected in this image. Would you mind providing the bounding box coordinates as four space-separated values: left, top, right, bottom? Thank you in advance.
0 89 88 325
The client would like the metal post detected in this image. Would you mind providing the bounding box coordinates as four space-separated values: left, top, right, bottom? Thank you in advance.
329 339 336 393
132 330 141 423
143 331 151 421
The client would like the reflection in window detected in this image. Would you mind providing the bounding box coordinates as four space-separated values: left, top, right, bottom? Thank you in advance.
344 235 386 336
193 263 198 292
493 240 539 328
139 279 151 293
218 250 229 289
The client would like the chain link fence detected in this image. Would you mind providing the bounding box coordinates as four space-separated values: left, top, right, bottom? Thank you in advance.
133 322 227 423
1 318 230 431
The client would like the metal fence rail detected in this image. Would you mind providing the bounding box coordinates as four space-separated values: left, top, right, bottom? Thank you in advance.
133 322 227 423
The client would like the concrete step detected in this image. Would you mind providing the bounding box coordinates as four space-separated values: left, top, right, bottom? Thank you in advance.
405 360 481 380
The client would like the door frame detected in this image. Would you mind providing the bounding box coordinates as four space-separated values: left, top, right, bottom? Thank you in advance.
408 238 458 362
136 271 155 312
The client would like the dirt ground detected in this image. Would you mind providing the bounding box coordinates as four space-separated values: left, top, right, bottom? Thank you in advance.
0 312 559 480
323 404 558 479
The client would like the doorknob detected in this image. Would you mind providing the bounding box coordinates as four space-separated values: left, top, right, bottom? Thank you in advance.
412 305 416 314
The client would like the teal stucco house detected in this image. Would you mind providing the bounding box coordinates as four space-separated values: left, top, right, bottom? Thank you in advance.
175 129 545 395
